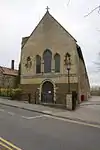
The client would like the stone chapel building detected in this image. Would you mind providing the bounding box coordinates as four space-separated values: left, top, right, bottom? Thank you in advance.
20 9 90 105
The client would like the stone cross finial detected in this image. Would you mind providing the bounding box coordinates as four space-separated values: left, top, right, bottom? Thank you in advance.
46 6 50 12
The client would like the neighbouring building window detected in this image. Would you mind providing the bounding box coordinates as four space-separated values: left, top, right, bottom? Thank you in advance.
54 53 60 72
43 49 52 73
36 55 41 74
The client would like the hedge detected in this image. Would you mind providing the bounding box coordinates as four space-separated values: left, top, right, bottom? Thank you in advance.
0 88 22 99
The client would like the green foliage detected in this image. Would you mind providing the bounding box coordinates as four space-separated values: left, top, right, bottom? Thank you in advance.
0 88 22 99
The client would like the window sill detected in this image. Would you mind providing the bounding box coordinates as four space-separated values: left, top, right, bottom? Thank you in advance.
35 72 60 75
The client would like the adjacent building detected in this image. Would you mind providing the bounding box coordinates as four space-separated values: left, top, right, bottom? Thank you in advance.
0 60 18 88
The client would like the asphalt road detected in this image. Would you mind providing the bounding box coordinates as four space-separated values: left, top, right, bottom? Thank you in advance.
0 104 100 150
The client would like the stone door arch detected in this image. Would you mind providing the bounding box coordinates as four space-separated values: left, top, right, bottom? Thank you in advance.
41 81 54 103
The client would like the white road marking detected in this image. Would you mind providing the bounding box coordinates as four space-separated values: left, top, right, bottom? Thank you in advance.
42 111 52 114
7 112 15 116
0 109 4 112
46 115 100 129
21 114 100 129
21 115 45 120
0 109 15 116
21 116 28 119
27 115 45 119
1 107 99 129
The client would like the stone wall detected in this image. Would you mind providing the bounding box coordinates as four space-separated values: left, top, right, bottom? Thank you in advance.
20 82 78 104
0 73 17 88
0 72 4 87
21 12 78 85
78 58 90 101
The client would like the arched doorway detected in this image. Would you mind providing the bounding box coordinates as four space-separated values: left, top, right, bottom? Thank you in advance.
41 81 54 103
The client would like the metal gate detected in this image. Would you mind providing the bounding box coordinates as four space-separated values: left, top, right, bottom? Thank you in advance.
41 81 54 103
41 92 53 103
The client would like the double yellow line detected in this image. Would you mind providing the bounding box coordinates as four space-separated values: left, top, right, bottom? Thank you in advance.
0 137 22 150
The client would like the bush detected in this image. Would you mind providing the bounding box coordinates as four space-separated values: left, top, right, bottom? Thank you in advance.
11 88 22 100
0 88 22 99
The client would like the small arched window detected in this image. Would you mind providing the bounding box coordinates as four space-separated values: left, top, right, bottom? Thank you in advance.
36 55 41 74
54 53 60 72
43 49 52 73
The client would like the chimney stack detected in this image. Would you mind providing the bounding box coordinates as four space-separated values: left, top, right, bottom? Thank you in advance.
11 60 14 70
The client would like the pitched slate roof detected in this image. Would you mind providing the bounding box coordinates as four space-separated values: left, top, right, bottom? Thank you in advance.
76 45 90 88
22 10 77 49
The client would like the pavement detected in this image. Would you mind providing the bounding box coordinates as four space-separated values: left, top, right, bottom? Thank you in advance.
0 96 100 126
0 104 100 150
81 96 100 106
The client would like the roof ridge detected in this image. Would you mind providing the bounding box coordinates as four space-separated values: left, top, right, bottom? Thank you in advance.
22 11 49 49
0 66 18 71
0 66 4 72
49 12 76 42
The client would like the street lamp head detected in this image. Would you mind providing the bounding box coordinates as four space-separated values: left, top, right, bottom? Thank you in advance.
65 53 71 93
64 52 71 64
66 52 71 58
64 53 71 70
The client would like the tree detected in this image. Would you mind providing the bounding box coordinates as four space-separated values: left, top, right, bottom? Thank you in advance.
94 53 100 70
83 4 100 70
67 0 71 6
84 5 100 17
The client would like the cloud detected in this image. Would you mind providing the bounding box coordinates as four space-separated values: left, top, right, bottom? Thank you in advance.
0 0 100 85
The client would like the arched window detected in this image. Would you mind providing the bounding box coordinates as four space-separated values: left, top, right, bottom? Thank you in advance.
36 55 41 74
43 49 52 73
54 53 60 72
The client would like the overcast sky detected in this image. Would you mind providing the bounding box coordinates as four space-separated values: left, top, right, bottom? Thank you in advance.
0 0 100 86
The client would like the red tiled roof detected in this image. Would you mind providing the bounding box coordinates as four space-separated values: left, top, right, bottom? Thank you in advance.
0 66 18 76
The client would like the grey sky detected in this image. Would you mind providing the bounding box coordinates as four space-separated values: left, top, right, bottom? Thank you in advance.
0 0 100 86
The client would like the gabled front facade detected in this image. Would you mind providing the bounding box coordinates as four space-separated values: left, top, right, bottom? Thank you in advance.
20 10 90 104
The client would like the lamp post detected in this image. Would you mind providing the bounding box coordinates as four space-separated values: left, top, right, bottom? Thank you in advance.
64 53 71 93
